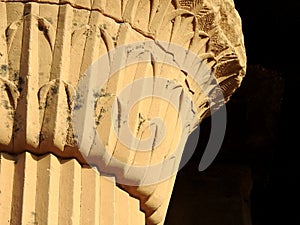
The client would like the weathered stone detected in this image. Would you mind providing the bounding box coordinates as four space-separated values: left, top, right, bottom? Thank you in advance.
0 152 145 225
0 0 246 224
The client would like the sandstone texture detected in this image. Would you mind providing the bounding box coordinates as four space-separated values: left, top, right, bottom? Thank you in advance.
0 152 145 225
0 0 246 224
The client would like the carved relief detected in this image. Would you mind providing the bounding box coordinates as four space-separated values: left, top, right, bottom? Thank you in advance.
0 0 246 224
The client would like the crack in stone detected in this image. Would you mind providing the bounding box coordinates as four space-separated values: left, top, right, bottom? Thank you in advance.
5 0 157 40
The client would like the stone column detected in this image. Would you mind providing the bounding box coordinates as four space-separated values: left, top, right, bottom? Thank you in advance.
0 0 246 224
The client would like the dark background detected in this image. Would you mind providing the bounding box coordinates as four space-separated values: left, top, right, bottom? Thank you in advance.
165 1 300 224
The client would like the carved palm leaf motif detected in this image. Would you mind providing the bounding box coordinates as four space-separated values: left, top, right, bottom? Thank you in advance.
0 0 246 224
